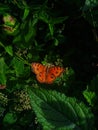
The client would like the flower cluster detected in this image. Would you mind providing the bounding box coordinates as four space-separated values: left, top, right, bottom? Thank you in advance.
14 90 31 112
0 92 8 106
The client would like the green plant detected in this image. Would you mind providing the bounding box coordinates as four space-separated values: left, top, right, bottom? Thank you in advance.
0 0 98 130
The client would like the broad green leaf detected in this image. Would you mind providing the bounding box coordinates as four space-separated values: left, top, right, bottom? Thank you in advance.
28 88 94 130
83 89 96 106
5 45 13 56
0 58 7 84
12 57 24 77
3 112 17 125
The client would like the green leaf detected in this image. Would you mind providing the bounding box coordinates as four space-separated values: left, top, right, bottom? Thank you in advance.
48 23 54 36
51 16 68 24
39 10 49 23
0 106 5 117
87 74 98 93
83 75 98 106
12 57 25 77
83 89 96 106
24 19 37 42
83 0 98 27
28 88 94 130
54 38 59 46
3 112 17 125
84 0 98 9
5 45 13 56
22 8 30 20
83 8 98 27
0 4 9 14
0 42 13 56
13 35 22 43
0 58 7 84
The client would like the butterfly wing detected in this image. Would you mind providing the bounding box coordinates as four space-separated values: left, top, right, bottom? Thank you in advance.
46 66 64 84
36 71 46 83
31 63 64 84
31 63 46 83
31 63 44 74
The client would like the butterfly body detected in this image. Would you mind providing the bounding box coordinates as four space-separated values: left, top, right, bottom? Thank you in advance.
31 63 64 84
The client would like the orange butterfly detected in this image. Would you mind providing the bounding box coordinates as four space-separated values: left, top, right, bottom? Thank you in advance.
31 63 64 84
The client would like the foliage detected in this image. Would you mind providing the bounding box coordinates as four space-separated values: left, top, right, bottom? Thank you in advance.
0 0 98 130
28 88 94 130
3 112 17 125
